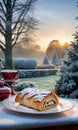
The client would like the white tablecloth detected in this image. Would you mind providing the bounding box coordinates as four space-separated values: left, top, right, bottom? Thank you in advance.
0 98 78 130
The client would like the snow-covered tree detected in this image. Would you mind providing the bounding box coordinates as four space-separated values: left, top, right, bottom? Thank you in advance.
55 40 78 98
55 1 78 98
51 50 61 66
42 56 49 65
0 0 38 69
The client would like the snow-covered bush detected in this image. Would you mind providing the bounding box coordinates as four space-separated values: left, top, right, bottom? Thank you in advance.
14 81 37 92
19 69 57 78
13 58 37 69
2 58 37 69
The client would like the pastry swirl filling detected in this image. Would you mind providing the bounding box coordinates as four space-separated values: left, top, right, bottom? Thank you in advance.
43 99 56 108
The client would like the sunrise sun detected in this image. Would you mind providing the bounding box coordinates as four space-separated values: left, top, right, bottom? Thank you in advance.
59 39 66 46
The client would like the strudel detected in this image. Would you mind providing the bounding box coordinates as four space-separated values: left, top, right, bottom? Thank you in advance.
15 87 59 111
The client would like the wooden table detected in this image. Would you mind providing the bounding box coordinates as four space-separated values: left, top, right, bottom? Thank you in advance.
0 98 78 130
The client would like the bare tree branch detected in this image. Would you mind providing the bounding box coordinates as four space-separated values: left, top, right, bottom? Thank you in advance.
0 28 5 36
12 17 37 47
12 0 17 9
12 0 36 31
0 1 6 16
12 22 27 47
0 40 5 51
12 38 30 47
0 22 5 32
0 16 5 23
2 0 7 7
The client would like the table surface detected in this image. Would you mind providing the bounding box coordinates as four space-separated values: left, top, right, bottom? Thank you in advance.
0 97 78 130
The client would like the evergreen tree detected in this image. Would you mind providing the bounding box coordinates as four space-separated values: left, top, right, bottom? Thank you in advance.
55 2 78 98
51 50 61 66
42 56 49 65
55 40 78 98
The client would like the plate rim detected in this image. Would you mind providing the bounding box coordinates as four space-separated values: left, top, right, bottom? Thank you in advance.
2 96 74 115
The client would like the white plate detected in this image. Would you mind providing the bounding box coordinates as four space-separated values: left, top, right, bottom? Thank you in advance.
3 96 73 115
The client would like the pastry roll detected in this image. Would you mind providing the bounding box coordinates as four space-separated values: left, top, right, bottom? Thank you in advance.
15 87 59 111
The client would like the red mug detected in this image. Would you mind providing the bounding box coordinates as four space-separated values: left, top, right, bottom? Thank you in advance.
1 70 18 80
1 70 18 95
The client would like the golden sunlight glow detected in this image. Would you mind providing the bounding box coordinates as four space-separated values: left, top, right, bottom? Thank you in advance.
59 38 70 46
37 35 71 51
59 39 66 46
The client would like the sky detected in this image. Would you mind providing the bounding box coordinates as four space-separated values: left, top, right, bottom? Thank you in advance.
35 0 78 51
